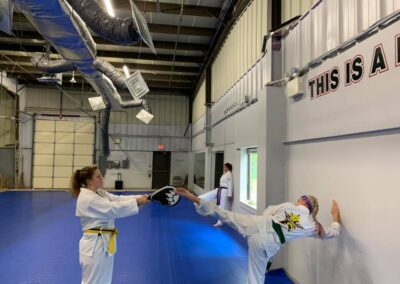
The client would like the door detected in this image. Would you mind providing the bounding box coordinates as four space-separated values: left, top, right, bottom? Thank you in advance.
152 151 171 189
33 118 94 189
214 152 224 188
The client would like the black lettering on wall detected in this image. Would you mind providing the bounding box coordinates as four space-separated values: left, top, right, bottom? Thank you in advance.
308 79 316 99
345 61 351 85
396 35 400 66
370 44 388 76
324 72 330 94
316 75 324 96
352 56 363 82
330 68 339 91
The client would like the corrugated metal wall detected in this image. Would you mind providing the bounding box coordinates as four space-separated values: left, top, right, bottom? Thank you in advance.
211 55 270 126
282 0 313 22
211 0 269 101
282 0 400 74
24 87 92 113
110 94 188 125
0 86 15 147
109 94 190 152
23 87 190 152
192 79 206 123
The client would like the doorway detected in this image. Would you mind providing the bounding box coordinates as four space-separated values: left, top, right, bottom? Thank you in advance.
152 151 171 189
214 152 224 188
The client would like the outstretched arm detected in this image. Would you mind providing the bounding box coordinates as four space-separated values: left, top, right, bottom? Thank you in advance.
317 200 341 239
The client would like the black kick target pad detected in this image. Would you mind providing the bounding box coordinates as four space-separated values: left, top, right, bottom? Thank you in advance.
148 186 180 207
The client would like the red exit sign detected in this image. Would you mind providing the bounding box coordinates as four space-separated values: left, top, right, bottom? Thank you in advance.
158 144 165 150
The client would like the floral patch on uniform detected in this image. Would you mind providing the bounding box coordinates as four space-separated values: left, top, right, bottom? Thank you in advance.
280 211 304 231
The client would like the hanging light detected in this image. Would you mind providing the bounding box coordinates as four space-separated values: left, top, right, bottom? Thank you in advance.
136 100 153 124
156 0 161 13
70 71 76 83
123 65 130 78
103 0 115 17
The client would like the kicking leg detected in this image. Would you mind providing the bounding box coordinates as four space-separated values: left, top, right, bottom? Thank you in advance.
247 233 268 284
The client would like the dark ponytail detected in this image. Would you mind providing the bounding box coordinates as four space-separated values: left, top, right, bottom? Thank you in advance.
224 163 232 172
70 166 98 198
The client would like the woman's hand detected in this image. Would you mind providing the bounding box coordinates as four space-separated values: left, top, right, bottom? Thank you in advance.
331 200 340 223
136 195 150 206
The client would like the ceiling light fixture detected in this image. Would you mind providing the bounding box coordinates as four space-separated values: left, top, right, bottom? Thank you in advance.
136 108 154 124
103 0 115 17
70 71 76 83
123 65 130 78
156 0 161 13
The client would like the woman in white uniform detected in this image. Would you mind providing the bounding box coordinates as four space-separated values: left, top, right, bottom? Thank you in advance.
199 162 233 227
70 166 150 284
176 188 341 284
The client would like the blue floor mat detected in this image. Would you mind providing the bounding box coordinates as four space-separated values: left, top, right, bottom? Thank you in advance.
0 191 293 284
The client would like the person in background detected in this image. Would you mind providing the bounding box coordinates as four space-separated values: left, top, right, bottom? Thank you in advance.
176 188 341 284
71 166 150 284
199 162 233 227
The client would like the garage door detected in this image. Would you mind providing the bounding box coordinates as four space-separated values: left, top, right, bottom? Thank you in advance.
33 117 95 189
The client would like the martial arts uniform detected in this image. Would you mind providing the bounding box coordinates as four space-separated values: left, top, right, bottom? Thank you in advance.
76 188 142 284
199 170 233 212
195 200 341 284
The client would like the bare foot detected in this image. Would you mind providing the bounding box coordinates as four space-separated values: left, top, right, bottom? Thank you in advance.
213 221 223 227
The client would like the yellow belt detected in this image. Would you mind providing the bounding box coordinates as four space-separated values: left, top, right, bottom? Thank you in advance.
84 228 118 254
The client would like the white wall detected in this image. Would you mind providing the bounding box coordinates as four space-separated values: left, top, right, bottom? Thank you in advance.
170 152 188 186
191 85 286 214
285 133 400 284
283 18 400 284
103 151 189 189
103 151 152 189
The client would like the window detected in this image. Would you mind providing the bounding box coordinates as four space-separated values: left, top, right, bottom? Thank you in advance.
240 147 258 209
247 148 258 207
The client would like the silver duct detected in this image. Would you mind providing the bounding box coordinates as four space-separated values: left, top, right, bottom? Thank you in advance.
30 52 76 73
30 54 127 91
0 0 13 34
100 75 145 108
66 0 141 45
14 0 97 76
14 0 152 158
93 58 126 90
30 54 150 109
101 105 111 157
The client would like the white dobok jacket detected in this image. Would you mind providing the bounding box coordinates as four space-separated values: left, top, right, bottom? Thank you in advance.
76 188 140 257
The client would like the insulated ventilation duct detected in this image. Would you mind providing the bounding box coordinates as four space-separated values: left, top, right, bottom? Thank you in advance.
66 0 156 53
30 52 76 73
0 0 13 34
13 0 155 159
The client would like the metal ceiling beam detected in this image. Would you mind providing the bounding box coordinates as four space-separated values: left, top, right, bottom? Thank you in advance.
0 55 200 74
6 80 190 96
0 31 209 52
147 23 215 37
12 13 216 37
0 52 200 74
0 43 204 63
8 72 193 89
116 1 221 18
1 67 196 83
